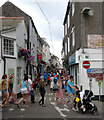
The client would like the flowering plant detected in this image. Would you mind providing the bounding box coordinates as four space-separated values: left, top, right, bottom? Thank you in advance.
18 48 34 61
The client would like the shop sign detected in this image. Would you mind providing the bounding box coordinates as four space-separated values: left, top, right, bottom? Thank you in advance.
37 54 42 60
69 53 76 66
87 68 104 73
95 73 103 81
88 73 96 77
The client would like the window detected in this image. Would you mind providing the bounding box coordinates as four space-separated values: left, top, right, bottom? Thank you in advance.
72 26 75 46
64 23 67 35
17 67 22 84
68 37 70 52
68 13 70 28
72 2 75 16
65 42 67 55
3 38 14 55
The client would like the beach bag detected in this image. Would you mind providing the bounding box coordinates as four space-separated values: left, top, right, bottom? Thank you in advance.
53 84 59 91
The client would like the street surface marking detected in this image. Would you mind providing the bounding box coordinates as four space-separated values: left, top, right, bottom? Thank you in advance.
9 108 14 111
20 108 25 111
50 102 55 105
55 106 67 117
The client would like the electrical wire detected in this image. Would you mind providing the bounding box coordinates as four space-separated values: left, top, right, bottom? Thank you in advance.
35 0 54 53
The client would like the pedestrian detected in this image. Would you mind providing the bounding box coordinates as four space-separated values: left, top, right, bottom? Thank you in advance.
47 74 50 85
50 74 54 92
64 76 78 111
7 74 16 103
16 75 29 108
0 74 8 108
38 80 46 107
55 78 63 105
40 73 44 83
43 71 47 86
28 75 35 103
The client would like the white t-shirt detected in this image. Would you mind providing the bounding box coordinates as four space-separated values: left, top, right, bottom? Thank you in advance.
28 78 32 91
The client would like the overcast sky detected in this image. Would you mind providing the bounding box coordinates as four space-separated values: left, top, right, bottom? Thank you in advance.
0 0 69 60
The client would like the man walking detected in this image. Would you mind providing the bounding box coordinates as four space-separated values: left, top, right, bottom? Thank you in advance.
28 75 35 103
64 75 78 111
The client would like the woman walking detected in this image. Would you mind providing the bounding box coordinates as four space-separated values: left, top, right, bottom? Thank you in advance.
55 78 63 105
0 74 8 107
38 80 46 107
17 75 29 108
7 74 16 103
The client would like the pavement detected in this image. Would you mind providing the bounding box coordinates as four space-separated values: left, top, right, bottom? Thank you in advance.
0 86 103 120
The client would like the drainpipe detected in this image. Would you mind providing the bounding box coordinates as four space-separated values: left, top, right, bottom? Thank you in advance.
26 25 29 75
0 34 6 74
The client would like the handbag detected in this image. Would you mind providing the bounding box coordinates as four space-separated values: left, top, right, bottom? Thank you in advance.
53 84 59 91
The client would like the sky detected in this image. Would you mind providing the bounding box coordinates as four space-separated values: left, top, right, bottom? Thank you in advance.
0 0 69 60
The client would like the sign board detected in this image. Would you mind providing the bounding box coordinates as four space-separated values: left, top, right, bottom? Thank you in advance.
87 68 103 80
83 61 90 69
37 54 42 60
88 35 104 48
88 73 96 77
87 68 104 73
98 81 102 86
95 73 103 81
69 53 76 66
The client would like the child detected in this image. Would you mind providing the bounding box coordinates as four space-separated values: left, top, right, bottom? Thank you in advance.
38 80 46 107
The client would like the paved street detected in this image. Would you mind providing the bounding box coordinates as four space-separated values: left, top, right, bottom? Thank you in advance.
0 86 103 120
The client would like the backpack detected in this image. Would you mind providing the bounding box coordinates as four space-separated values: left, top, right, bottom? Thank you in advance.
54 77 57 84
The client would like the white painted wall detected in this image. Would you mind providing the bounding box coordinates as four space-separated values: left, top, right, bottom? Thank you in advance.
0 19 28 94
77 48 104 95
29 20 37 66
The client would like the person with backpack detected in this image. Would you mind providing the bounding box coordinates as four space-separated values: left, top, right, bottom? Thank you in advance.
54 75 57 84
0 74 8 108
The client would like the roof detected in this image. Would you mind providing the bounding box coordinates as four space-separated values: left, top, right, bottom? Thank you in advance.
0 1 38 34
0 17 24 31
63 2 70 25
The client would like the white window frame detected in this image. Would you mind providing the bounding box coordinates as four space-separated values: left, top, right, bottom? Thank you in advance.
72 2 75 17
3 37 16 57
72 26 75 46
65 42 67 55
68 13 70 28
64 23 67 35
3 38 14 55
68 37 70 52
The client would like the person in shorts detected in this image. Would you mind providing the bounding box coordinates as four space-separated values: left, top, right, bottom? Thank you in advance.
16 75 29 108
64 76 78 111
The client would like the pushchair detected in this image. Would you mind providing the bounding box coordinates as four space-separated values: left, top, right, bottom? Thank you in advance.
75 90 98 115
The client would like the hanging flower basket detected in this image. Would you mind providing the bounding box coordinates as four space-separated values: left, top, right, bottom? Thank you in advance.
18 48 34 61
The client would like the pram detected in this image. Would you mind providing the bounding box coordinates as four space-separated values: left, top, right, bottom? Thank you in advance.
76 90 98 115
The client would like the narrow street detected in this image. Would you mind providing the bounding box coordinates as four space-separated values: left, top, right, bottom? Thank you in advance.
1 86 103 120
